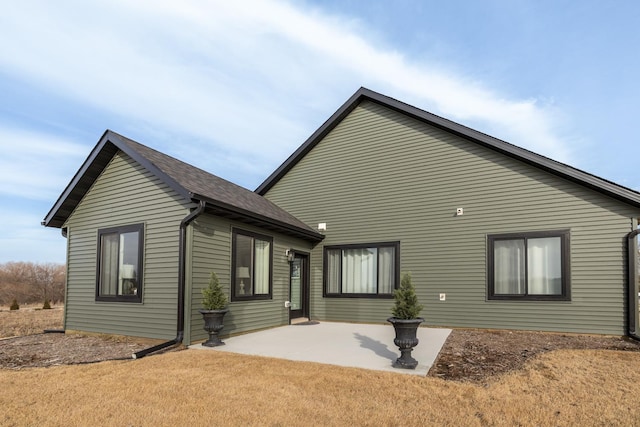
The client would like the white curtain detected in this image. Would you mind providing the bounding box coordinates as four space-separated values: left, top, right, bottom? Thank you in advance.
254 240 270 294
118 234 126 294
527 237 561 295
342 248 377 293
378 247 395 294
100 234 119 296
326 249 341 293
494 239 525 294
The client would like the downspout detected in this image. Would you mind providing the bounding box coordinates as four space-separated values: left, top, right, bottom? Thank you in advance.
627 226 640 341
133 200 206 359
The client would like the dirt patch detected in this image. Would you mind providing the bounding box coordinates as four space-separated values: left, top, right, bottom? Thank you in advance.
0 334 155 369
428 329 640 384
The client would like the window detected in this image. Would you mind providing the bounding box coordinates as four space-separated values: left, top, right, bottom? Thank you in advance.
96 224 144 302
324 242 399 297
231 229 273 301
488 230 569 301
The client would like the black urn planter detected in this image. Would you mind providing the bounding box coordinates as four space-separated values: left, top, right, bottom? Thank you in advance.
387 317 424 369
199 308 229 347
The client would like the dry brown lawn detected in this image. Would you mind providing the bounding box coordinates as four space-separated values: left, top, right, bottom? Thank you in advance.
1 348 639 426
3 307 639 425
0 305 63 338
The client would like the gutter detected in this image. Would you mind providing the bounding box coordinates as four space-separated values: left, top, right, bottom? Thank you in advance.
627 228 640 341
192 193 324 243
133 200 206 359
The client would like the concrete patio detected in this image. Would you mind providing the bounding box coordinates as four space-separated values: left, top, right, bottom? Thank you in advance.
190 322 451 376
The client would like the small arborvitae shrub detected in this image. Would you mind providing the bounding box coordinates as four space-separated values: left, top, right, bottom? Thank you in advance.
391 272 423 319
43 299 52 309
202 272 228 310
10 299 19 310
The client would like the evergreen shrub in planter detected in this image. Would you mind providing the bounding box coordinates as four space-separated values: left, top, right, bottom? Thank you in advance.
387 272 424 369
199 272 229 347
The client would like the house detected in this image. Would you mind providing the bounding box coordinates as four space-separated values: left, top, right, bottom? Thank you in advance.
43 87 640 349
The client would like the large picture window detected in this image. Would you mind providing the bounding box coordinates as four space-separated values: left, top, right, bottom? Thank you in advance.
488 230 570 301
231 229 273 301
96 223 144 302
324 242 399 297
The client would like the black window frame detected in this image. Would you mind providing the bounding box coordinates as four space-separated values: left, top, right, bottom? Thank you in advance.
95 223 144 303
231 228 274 302
487 230 570 301
323 241 400 299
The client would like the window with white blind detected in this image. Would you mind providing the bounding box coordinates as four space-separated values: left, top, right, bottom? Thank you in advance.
324 242 399 297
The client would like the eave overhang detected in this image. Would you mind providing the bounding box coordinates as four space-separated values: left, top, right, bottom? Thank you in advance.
194 192 324 243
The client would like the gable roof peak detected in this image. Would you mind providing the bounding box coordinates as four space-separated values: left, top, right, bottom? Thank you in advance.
43 130 323 242
255 87 640 209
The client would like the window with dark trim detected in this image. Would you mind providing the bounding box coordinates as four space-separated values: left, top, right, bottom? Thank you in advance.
96 223 144 302
231 229 273 301
488 230 570 301
324 242 399 298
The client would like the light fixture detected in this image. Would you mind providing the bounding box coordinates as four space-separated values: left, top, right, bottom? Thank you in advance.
318 222 327 231
286 249 295 262
237 266 250 295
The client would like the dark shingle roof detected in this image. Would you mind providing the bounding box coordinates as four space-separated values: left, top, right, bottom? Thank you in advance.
43 130 324 242
256 87 640 209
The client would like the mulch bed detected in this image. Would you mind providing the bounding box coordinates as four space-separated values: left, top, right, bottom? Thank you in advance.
427 329 640 384
0 334 151 369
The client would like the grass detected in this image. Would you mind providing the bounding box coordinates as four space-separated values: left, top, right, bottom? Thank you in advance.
2 307 639 425
1 349 639 426
0 304 63 338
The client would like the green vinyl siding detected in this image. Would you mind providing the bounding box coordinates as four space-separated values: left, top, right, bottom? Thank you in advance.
63 152 190 340
186 215 311 344
264 100 640 334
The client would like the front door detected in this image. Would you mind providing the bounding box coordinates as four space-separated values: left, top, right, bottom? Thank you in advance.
289 252 309 321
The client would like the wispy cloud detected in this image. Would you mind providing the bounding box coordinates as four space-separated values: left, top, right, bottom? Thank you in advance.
0 0 573 183
0 126 86 200
0 1 585 263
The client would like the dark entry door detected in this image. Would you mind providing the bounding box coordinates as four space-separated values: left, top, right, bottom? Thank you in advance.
289 253 309 320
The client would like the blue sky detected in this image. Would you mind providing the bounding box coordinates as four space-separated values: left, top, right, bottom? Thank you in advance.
1 0 639 263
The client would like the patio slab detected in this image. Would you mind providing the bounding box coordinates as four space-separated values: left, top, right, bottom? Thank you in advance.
190 322 451 376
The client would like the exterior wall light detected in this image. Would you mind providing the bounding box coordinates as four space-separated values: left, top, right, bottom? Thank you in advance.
286 249 295 262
